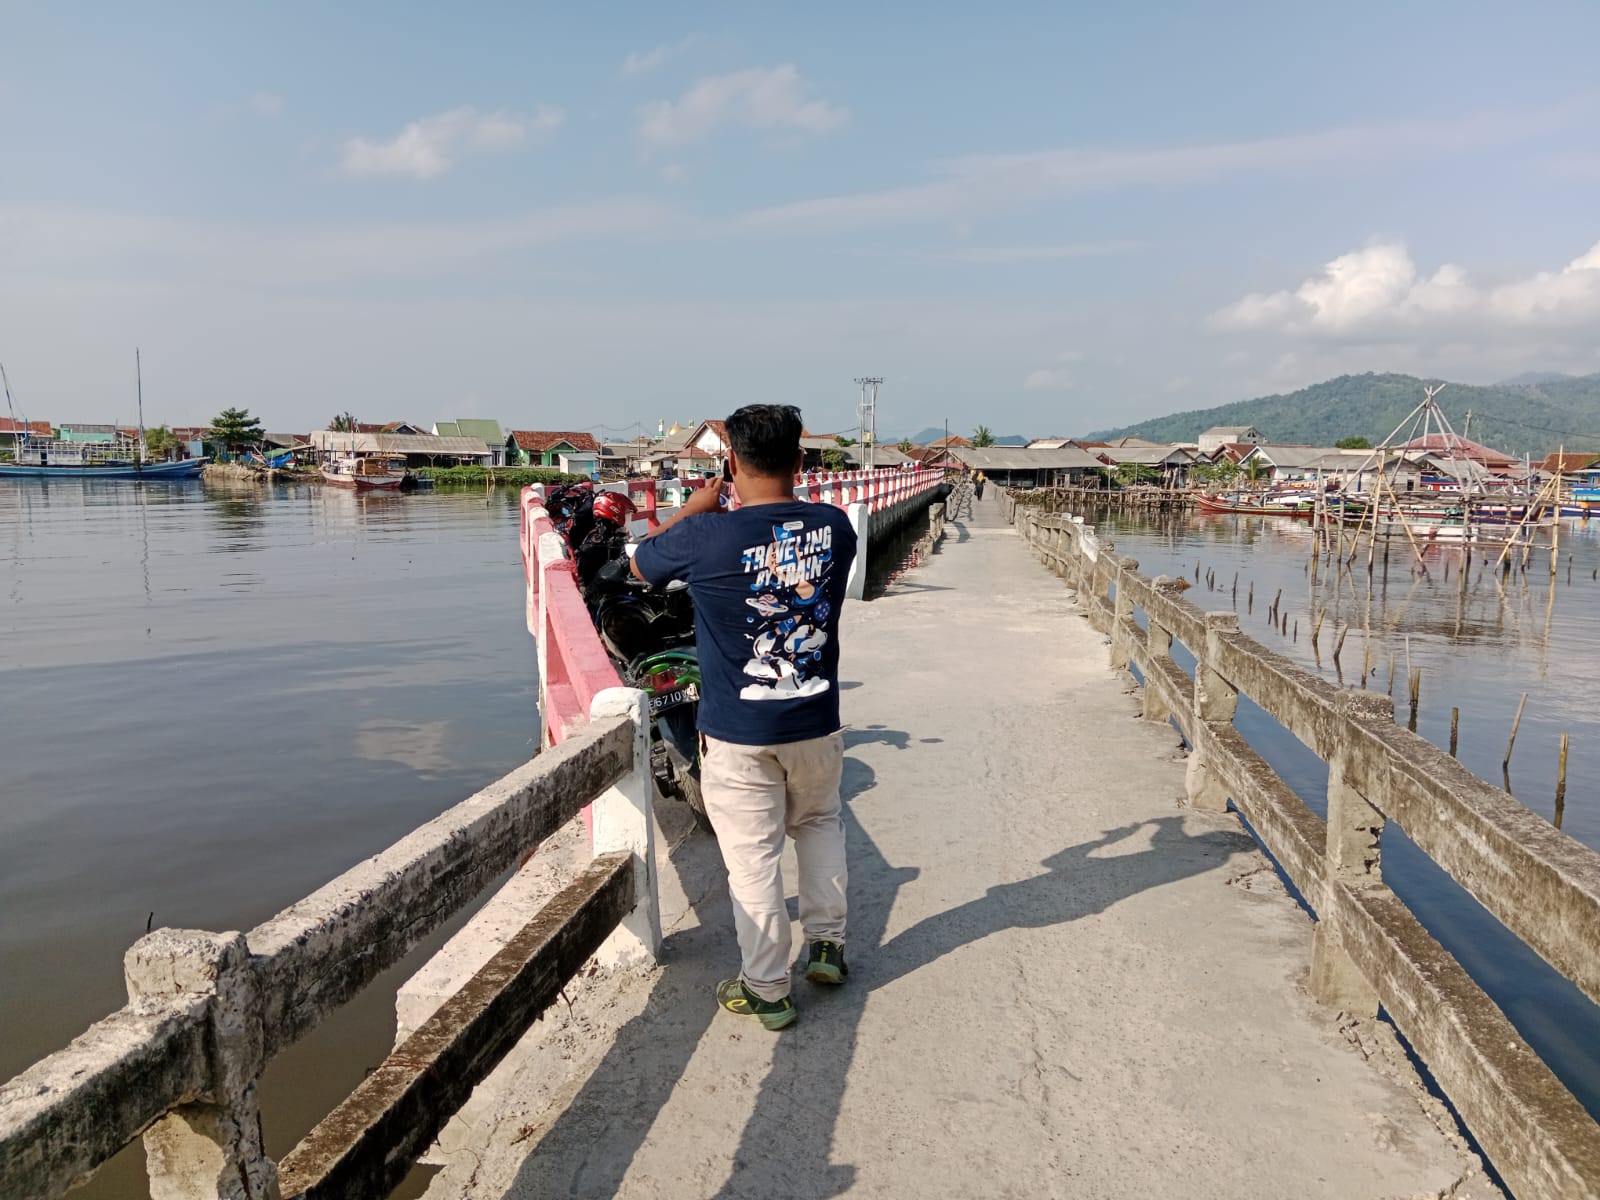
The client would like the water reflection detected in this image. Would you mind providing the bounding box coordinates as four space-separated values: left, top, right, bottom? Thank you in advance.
0 480 536 1200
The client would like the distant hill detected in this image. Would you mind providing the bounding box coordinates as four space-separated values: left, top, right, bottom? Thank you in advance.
1090 372 1600 457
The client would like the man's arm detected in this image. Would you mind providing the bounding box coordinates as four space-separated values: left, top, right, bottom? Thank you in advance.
630 478 725 581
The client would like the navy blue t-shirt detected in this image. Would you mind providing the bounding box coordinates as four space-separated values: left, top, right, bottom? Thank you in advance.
633 501 857 746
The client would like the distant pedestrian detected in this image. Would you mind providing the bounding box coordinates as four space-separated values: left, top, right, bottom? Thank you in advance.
633 404 857 1031
974 471 987 500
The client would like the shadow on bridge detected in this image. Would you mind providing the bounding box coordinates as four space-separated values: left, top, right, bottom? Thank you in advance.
509 727 1252 1199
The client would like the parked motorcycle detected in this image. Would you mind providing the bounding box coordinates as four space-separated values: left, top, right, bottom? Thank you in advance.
571 493 712 833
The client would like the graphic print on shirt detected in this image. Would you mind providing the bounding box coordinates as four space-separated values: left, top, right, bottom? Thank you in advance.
737 519 835 702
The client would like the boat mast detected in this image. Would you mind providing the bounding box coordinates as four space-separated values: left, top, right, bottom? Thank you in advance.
135 348 145 470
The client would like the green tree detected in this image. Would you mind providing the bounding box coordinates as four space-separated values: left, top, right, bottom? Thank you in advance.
897 437 915 453
209 407 264 455
1191 460 1239 487
1334 435 1371 449
1242 457 1268 484
821 447 850 471
972 425 996 448
328 412 358 432
1112 462 1159 487
833 434 857 447
143 424 181 459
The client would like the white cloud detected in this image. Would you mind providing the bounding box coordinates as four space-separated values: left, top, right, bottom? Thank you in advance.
739 110 1551 234
621 35 700 77
1212 239 1600 337
340 105 562 180
638 65 846 148
248 92 285 116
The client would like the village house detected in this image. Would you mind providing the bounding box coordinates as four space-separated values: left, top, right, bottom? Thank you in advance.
433 420 507 466
951 445 1107 489
1198 425 1266 455
1096 443 1200 486
0 417 53 452
309 430 493 468
507 430 601 477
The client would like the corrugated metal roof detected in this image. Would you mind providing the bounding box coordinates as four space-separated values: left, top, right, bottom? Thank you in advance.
1098 445 1198 466
309 431 489 454
952 446 1106 470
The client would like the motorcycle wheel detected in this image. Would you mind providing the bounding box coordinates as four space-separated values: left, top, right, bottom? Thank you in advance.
677 761 715 835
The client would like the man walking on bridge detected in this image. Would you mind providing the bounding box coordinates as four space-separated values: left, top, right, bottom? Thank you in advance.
633 404 858 1031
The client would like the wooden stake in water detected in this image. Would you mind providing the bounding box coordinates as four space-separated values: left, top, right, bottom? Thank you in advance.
1503 692 1529 768
1555 732 1569 829
1449 707 1460 757
1333 625 1348 666
1408 668 1422 732
1387 653 1396 694
1248 581 1254 613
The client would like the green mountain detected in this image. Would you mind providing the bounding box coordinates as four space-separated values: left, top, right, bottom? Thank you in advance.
1090 372 1600 457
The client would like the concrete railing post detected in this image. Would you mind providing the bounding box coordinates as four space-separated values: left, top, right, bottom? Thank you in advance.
588 688 663 968
125 930 280 1200
1309 691 1391 1016
1109 559 1138 670
844 501 869 600
1184 612 1240 813
1141 578 1185 723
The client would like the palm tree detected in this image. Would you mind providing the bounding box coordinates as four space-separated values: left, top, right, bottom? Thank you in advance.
972 425 996 448
897 437 915 453
329 412 358 432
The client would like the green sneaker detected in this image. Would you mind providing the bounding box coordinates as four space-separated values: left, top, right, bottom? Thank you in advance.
805 940 848 985
715 979 797 1031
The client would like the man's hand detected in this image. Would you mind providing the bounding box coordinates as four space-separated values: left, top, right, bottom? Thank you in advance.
679 479 726 518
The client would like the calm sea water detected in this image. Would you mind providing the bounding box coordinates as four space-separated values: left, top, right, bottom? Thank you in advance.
1086 504 1600 1124
0 479 537 1197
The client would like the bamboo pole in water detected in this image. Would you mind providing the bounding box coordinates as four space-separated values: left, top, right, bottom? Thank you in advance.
1555 732 1569 829
1503 692 1529 768
1449 707 1460 757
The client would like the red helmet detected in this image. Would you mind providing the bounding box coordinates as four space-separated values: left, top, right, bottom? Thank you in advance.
591 491 637 525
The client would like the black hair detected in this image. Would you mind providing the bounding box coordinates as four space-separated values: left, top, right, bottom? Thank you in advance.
725 404 803 477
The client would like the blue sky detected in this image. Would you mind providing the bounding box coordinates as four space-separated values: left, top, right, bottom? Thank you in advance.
4 1 1600 438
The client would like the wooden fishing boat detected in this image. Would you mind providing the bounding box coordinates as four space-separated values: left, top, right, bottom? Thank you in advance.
1196 490 1317 517
322 455 406 491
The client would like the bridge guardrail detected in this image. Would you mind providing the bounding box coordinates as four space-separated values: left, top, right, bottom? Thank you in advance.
0 698 659 1200
1008 492 1600 1199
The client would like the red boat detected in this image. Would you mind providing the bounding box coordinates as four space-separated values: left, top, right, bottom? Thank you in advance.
1196 491 1316 518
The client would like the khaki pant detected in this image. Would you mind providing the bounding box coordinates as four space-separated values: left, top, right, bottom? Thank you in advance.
701 732 848 1001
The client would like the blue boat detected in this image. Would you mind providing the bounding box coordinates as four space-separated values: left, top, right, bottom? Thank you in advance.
0 454 206 479
1 352 207 481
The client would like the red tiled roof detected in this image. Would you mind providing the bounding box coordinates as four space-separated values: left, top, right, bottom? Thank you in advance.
927 435 972 447
0 418 52 435
1540 451 1600 474
510 430 601 453
1396 433 1515 465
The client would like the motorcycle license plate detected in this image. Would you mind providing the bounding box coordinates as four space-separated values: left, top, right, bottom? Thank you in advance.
649 682 698 714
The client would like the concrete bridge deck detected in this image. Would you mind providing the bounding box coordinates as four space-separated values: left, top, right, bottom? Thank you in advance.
421 491 1497 1199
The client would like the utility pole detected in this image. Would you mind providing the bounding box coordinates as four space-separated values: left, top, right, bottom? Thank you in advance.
854 377 882 469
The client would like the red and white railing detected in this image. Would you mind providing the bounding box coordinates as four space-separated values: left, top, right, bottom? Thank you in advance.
521 469 946 751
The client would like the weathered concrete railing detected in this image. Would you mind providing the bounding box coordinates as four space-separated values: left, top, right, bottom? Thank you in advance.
1007 495 1600 1198
0 700 660 1199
